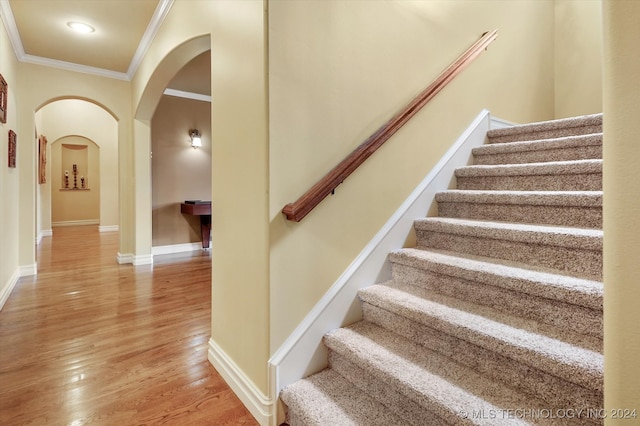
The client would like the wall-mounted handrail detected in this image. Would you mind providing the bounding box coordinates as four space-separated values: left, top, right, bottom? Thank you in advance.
282 30 498 222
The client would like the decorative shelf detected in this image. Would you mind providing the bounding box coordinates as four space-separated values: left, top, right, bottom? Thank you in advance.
59 188 91 191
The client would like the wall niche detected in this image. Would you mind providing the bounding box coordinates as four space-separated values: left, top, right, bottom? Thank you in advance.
61 144 89 190
51 138 100 225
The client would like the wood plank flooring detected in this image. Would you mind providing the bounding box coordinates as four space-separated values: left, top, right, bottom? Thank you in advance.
0 226 258 426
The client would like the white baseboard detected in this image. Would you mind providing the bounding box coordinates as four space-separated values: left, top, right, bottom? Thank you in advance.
52 219 99 227
99 225 119 233
36 229 53 245
116 252 154 266
0 269 20 311
151 242 204 256
19 263 37 277
268 110 506 419
208 338 273 426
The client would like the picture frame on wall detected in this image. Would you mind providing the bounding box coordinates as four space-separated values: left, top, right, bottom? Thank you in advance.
0 74 7 124
8 130 16 168
39 135 48 183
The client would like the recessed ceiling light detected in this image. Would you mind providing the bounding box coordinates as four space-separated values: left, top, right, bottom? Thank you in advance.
67 21 95 34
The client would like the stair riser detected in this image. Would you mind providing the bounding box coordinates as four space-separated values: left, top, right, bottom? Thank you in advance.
473 145 601 165
456 173 601 191
416 231 602 279
390 262 603 339
488 125 602 144
328 352 450 426
437 202 602 228
362 304 603 417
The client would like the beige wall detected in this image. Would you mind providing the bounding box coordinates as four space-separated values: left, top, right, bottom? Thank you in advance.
131 0 270 395
603 0 640 419
555 0 603 118
151 95 211 247
50 137 100 223
268 0 555 351
0 14 20 296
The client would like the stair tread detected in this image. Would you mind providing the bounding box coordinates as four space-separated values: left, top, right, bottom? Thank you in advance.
390 248 602 310
473 133 602 156
436 189 602 207
455 159 601 177
358 282 603 389
325 321 586 425
486 114 602 140
414 217 602 249
281 368 405 426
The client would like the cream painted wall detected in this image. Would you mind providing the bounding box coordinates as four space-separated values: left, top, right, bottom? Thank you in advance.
268 0 555 351
0 14 20 299
131 0 269 397
36 99 119 230
50 137 99 223
603 0 640 419
151 95 211 247
555 0 603 118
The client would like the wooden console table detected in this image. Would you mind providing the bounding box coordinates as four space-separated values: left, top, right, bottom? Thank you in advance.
180 201 212 249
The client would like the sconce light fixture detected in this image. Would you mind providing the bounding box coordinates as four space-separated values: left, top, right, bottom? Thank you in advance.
190 129 202 148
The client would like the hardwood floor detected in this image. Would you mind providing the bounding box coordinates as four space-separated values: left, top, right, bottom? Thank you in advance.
0 226 258 426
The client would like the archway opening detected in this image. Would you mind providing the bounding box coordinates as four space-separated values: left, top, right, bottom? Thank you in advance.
35 98 119 243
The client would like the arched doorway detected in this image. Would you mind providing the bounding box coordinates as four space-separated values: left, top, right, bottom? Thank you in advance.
35 98 119 242
129 35 211 264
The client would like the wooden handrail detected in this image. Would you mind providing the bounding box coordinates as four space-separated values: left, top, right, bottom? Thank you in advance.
282 29 499 222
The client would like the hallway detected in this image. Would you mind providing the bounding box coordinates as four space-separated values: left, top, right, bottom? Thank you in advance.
0 226 257 425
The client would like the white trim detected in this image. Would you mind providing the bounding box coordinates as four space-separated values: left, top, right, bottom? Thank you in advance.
0 0 25 59
98 225 119 233
117 252 133 264
20 54 129 80
268 110 501 415
163 88 212 103
0 269 20 311
19 263 37 277
133 254 154 266
127 0 174 78
490 116 517 129
116 252 154 266
52 219 99 227
36 229 53 245
208 339 273 426
152 242 204 256
0 0 174 81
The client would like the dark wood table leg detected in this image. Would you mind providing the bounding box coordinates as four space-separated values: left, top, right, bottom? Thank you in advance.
200 215 211 249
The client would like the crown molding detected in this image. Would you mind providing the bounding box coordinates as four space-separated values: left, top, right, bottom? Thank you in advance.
21 54 130 80
0 0 26 59
163 88 212 103
0 0 174 82
127 0 174 79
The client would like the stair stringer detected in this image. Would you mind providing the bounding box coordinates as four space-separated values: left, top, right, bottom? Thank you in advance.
268 109 513 425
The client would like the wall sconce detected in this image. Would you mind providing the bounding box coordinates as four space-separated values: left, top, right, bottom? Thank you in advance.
190 129 202 148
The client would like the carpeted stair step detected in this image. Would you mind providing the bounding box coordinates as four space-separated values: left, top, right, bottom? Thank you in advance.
454 159 602 191
388 248 603 338
435 190 602 228
472 133 602 165
486 113 602 144
325 321 593 425
280 368 406 426
358 283 603 413
414 217 602 279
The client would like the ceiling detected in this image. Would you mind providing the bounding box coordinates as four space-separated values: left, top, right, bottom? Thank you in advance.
1 0 210 96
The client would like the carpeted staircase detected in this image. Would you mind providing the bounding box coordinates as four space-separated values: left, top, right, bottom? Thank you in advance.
280 113 603 425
